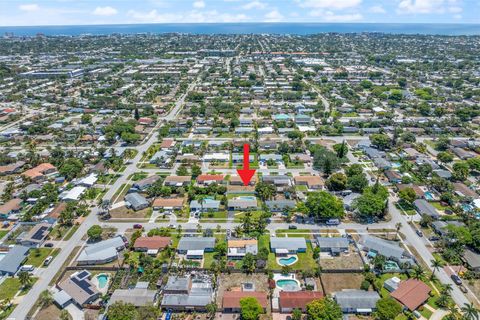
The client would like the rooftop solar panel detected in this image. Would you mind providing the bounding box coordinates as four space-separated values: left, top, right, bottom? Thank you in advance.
71 277 94 295
31 226 48 240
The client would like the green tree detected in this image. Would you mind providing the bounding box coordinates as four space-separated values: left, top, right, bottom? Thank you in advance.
333 140 348 158
345 164 363 177
87 225 103 241
305 191 344 219
292 308 302 320
461 303 479 320
453 161 469 181
398 187 416 205
437 151 454 164
347 173 368 193
370 134 391 150
106 301 138 320
18 271 32 288
60 309 71 320
306 297 342 320
430 258 444 279
59 158 84 180
242 253 256 274
313 147 341 175
240 297 264 320
326 173 347 191
374 298 402 320
255 182 276 201
38 290 53 309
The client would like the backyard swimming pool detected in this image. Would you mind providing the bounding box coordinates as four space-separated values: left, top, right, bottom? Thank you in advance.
384 261 400 271
96 274 109 289
278 256 298 266
238 196 256 201
424 192 434 200
276 279 300 291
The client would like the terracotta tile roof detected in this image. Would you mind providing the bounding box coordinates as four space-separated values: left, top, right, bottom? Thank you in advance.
48 202 67 219
22 163 56 179
152 198 184 207
390 279 431 311
160 139 175 148
294 175 324 186
222 291 268 309
197 174 224 182
134 236 171 250
279 291 324 309
0 198 22 215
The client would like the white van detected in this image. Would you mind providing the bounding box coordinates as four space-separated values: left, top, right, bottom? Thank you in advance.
20 265 34 272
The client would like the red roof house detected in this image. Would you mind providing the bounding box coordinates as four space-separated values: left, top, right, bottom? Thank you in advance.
391 279 431 311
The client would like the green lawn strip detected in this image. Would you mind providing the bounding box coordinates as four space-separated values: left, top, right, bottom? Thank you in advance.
25 248 60 267
0 229 9 239
203 252 215 269
293 242 317 271
419 306 433 319
63 224 79 241
0 277 38 300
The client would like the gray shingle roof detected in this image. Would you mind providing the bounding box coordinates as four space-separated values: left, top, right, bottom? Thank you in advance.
125 193 149 209
177 237 216 252
360 235 405 260
270 237 307 251
315 236 349 249
0 245 29 275
77 236 125 263
413 199 439 218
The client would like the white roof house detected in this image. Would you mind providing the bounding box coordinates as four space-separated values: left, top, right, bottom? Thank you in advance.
77 173 98 187
61 186 86 201
77 236 125 265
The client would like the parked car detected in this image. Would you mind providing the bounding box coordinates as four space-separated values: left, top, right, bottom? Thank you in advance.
416 230 423 237
326 219 340 225
451 274 462 285
459 285 468 293
133 224 143 229
288 225 298 230
429 236 440 241
43 256 53 266
44 243 54 248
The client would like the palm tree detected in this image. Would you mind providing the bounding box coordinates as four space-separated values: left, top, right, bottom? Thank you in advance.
18 271 32 289
448 305 461 320
461 303 479 320
39 290 53 308
411 266 426 280
430 258 444 279
198 196 206 215
442 283 454 296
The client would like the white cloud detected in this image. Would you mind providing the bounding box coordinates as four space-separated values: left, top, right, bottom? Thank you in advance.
299 0 362 10
93 6 118 16
369 5 386 13
310 9 363 21
127 9 248 23
193 0 206 8
242 1 267 10
397 0 462 14
264 9 284 22
19 4 39 12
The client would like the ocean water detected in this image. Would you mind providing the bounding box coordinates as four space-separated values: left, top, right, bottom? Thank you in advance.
0 23 479 36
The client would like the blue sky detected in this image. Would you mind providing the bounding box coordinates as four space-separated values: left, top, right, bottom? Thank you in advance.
0 0 478 26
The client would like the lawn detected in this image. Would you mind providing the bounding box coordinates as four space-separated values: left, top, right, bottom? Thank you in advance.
234 211 264 222
0 277 38 300
0 229 9 239
262 236 317 271
129 172 148 181
199 211 227 222
203 252 215 268
25 248 60 267
63 224 79 241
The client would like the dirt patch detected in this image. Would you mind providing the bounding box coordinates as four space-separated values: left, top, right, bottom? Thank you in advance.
217 273 270 309
319 248 364 271
110 206 151 219
34 304 62 320
321 273 365 294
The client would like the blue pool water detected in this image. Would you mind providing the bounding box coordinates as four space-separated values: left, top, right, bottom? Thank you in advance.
424 192 434 200
97 274 109 289
276 279 300 290
238 196 256 201
463 204 473 212
278 256 298 266
384 261 400 271
391 162 401 168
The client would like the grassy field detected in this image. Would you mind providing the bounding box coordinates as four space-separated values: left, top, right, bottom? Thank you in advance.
63 224 79 241
25 248 60 267
0 277 38 300
0 229 9 239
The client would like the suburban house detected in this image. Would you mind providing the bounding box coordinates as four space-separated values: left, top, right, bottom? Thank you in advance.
55 270 100 308
0 245 30 275
413 199 439 219
197 174 224 185
229 175 257 186
177 237 216 258
77 236 125 265
125 193 150 211
161 275 214 311
190 199 221 212
18 222 51 247
265 200 296 213
391 279 431 311
152 198 185 210
134 236 171 255
294 175 324 190
315 236 349 255
109 286 157 307
133 175 161 191
222 291 268 313
164 176 191 187
227 197 258 211
227 239 258 260
278 291 323 312
334 290 380 314
359 235 413 264
22 163 57 182
0 198 23 219
270 237 307 255
463 248 480 271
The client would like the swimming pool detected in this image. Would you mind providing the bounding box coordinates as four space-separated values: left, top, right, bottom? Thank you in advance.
278 256 298 266
276 279 300 291
384 261 400 271
96 274 109 289
424 192 434 200
238 196 256 201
